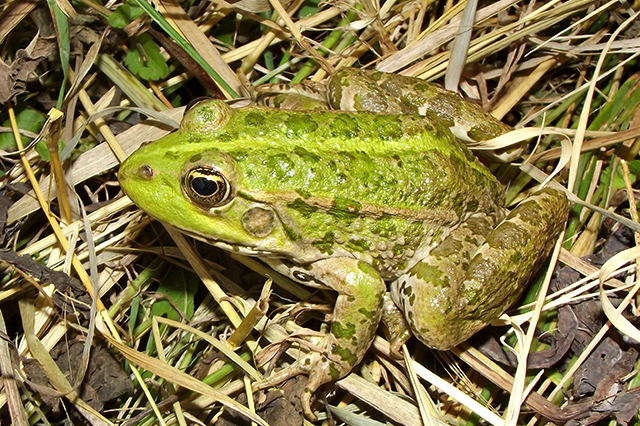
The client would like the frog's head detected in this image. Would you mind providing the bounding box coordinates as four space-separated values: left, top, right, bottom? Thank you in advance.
118 101 303 258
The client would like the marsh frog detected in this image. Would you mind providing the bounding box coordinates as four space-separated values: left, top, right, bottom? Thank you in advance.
118 68 568 418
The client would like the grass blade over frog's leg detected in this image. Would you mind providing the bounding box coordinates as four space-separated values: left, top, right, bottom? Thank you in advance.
391 188 568 351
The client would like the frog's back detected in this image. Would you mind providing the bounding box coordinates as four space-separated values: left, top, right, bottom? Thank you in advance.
185 105 504 214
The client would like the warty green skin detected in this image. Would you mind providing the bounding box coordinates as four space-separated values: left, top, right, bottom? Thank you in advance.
119 76 568 419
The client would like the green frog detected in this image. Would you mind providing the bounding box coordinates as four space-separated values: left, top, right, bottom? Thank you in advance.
118 68 568 418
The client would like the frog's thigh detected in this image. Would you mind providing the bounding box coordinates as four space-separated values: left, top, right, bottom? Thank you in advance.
392 188 568 350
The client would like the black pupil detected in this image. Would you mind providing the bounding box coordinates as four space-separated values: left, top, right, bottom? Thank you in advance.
192 176 219 196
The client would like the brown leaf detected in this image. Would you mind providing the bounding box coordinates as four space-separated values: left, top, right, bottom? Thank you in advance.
51 340 133 406
0 34 55 103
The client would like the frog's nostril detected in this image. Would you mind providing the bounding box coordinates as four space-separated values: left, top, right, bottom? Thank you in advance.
137 165 155 180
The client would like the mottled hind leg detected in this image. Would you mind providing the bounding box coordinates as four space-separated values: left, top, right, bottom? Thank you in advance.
257 257 386 419
392 188 568 350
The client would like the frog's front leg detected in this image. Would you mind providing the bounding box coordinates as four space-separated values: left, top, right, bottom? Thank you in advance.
392 188 568 350
259 257 386 418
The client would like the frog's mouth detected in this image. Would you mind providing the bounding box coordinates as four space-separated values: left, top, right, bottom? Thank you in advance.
175 227 284 258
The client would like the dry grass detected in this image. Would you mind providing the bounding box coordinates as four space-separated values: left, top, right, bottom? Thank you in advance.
1 0 640 425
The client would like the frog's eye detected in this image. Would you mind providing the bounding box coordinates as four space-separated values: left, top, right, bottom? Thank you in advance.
183 166 232 207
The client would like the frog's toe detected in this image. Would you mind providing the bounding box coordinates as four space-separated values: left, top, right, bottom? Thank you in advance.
381 293 412 354
254 364 305 392
252 365 319 419
255 341 349 419
301 386 318 420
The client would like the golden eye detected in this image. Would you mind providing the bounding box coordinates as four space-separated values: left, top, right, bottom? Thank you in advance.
183 166 232 207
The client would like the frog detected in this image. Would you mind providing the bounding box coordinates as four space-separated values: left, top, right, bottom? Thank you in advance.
118 68 569 419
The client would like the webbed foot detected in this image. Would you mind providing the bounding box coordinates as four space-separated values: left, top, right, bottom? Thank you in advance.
254 335 350 419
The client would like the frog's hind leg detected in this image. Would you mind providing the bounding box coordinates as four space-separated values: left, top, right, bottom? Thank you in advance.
257 257 386 419
391 188 568 351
